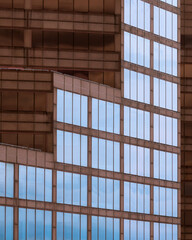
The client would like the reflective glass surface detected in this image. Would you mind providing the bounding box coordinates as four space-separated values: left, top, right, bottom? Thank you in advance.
92 216 120 240
154 78 177 111
56 212 87 240
124 0 150 31
19 165 52 202
124 144 150 177
124 182 150 214
154 223 178 240
92 177 120 210
124 106 150 140
124 69 150 104
19 208 52 240
124 220 150 240
124 32 150 68
57 130 88 166
160 0 177 7
154 186 178 217
57 171 87 206
92 137 120 172
0 162 14 198
92 98 120 134
57 89 88 127
154 7 177 41
154 114 178 146
0 206 13 240
154 42 177 76
154 150 178 181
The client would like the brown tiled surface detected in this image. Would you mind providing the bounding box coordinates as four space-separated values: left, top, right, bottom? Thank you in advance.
0 6 121 88
181 0 192 239
0 69 53 152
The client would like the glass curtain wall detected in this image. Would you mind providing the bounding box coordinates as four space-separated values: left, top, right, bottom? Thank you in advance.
124 0 179 239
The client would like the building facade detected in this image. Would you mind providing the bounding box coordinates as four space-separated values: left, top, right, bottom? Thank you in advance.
0 0 182 239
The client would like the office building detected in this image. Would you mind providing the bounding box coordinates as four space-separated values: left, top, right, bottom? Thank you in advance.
0 0 184 239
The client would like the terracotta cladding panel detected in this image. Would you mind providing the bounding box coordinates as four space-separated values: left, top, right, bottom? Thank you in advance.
181 0 192 237
0 70 53 152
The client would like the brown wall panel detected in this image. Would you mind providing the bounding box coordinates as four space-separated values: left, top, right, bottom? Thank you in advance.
13 0 24 8
32 0 43 9
89 34 103 51
59 0 73 11
104 0 115 14
89 0 103 13
0 0 12 8
2 92 17 111
74 0 88 12
59 32 73 50
74 33 88 50
0 30 12 47
44 0 58 10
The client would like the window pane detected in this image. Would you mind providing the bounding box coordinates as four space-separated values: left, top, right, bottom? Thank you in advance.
92 98 98 129
57 89 64 122
64 213 72 240
65 172 72 204
0 206 5 240
19 208 26 240
0 162 5 196
27 167 35 200
36 210 44 240
45 211 52 240
6 207 13 240
73 93 80 126
73 214 80 240
57 212 63 240
36 168 44 201
65 91 72 124
57 171 63 203
81 96 88 127
19 165 26 199
45 169 52 202
27 209 35 240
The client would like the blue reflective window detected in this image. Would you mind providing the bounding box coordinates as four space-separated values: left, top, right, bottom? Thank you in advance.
124 69 150 104
57 89 88 127
27 209 35 240
92 137 120 172
153 42 178 76
124 106 150 140
92 98 120 134
124 182 150 214
57 130 88 166
57 171 87 206
92 216 120 240
19 165 52 202
0 206 13 240
154 186 178 217
153 78 177 111
154 7 177 41
154 114 178 146
19 208 26 240
124 32 150 68
27 166 35 200
19 208 52 240
124 144 150 177
92 177 120 210
36 168 44 201
0 162 14 198
160 0 177 7
36 210 44 240
154 150 178 182
56 212 87 240
124 220 150 240
154 223 178 240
